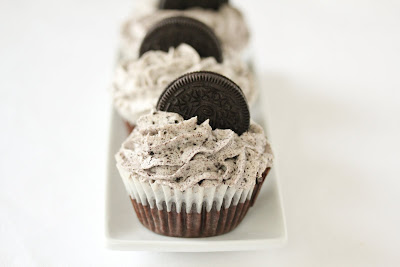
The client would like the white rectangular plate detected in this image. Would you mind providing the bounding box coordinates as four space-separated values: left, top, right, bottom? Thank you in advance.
105 94 287 252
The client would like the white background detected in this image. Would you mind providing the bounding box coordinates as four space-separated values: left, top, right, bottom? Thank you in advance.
1 0 400 266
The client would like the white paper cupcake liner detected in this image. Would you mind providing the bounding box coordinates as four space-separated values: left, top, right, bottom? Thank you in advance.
117 163 255 213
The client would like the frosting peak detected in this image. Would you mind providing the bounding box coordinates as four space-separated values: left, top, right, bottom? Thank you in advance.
116 111 273 191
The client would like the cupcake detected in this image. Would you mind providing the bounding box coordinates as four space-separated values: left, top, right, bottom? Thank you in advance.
115 71 273 237
119 0 250 61
111 16 256 133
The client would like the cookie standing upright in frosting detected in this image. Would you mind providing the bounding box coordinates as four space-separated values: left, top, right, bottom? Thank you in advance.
119 0 250 61
115 72 273 237
111 16 256 133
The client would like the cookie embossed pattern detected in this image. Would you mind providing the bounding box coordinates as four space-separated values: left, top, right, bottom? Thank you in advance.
157 71 249 134
139 16 223 62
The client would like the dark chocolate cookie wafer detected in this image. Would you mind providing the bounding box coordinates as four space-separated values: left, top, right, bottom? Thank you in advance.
159 0 228 10
157 71 249 135
139 16 223 62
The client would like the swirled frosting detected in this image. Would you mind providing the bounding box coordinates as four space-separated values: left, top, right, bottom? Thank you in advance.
120 0 250 61
112 44 256 124
116 111 273 191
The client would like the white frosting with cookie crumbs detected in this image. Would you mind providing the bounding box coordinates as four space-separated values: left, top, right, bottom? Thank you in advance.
112 44 256 124
120 0 250 61
116 111 273 191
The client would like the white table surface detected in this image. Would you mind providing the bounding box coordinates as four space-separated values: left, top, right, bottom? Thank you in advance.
1 0 399 266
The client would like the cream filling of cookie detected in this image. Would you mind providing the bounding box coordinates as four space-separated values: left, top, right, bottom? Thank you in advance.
112 44 256 124
120 0 249 60
116 111 273 191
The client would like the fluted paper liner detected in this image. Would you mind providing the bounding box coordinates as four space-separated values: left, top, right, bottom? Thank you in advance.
117 164 270 237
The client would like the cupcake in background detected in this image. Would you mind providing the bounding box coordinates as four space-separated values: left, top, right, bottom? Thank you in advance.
111 16 256 133
115 71 273 237
119 0 250 61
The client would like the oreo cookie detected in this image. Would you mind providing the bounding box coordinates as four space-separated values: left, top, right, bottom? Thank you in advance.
159 0 228 10
139 16 223 63
157 71 250 135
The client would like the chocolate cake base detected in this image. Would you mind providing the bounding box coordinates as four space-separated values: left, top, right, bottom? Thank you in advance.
129 168 270 237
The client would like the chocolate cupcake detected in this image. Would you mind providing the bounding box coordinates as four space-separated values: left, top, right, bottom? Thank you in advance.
119 0 250 61
115 72 273 237
111 17 256 133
